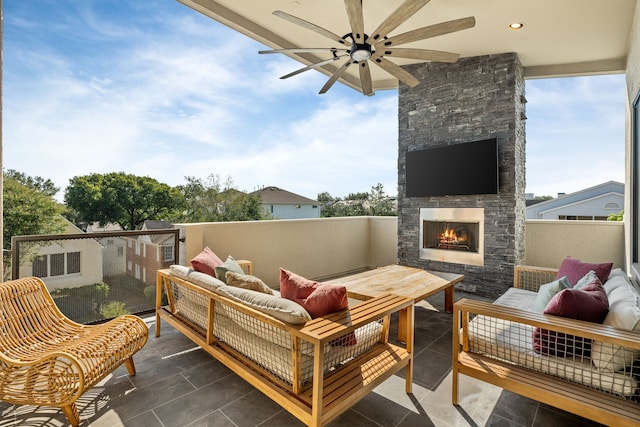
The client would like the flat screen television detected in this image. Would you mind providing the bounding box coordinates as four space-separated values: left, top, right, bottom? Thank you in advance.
405 138 499 197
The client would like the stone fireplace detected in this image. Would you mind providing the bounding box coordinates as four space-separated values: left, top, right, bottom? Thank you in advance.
397 53 526 299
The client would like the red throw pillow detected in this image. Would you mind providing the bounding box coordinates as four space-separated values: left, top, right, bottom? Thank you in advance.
555 256 613 286
190 247 224 277
280 268 356 345
533 278 609 357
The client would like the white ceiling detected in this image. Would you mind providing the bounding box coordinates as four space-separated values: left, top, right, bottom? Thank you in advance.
178 0 637 94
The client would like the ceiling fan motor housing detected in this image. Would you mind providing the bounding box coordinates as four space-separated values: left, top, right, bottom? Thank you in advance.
350 41 373 61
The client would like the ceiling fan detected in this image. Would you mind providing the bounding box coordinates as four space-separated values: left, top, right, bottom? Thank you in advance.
258 0 475 96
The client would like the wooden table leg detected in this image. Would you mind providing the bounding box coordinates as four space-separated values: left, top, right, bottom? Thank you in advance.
398 307 407 343
445 285 455 313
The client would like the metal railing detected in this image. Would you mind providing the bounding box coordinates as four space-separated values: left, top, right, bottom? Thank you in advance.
10 229 179 324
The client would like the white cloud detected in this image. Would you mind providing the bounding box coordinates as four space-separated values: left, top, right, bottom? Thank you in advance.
524 75 625 197
2 1 626 204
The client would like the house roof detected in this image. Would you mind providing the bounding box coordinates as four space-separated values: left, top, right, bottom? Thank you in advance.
526 181 624 217
252 186 318 205
142 220 175 230
177 0 637 94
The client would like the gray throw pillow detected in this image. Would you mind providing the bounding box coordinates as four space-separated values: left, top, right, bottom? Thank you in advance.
215 255 245 284
532 276 570 312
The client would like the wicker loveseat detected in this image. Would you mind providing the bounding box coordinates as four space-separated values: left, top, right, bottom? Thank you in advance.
156 265 415 427
0 276 149 426
453 264 640 426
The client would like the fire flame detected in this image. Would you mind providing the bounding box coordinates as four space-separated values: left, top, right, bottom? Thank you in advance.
440 228 468 243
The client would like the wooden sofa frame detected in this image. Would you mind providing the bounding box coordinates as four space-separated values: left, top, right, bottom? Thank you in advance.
156 268 415 427
452 265 640 427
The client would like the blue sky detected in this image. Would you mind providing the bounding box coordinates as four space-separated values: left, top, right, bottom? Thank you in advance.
2 0 626 202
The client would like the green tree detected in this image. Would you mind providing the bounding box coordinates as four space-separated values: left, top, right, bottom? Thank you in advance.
3 171 66 249
608 210 624 221
319 183 397 217
64 172 185 230
176 174 266 222
4 169 59 198
369 183 396 216
316 191 334 203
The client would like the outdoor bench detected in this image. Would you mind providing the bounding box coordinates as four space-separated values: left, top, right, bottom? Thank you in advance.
156 266 414 427
452 265 640 426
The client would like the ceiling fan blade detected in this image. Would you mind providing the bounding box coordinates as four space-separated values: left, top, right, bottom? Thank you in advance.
358 61 373 96
319 59 353 94
273 10 348 46
381 48 459 63
371 55 420 87
376 16 476 47
259 48 349 54
280 54 350 79
367 0 431 43
344 0 365 43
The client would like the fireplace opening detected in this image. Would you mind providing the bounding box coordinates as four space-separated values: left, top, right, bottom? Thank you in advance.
422 220 479 253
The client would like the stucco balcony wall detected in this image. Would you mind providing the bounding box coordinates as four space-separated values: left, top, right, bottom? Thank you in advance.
177 218 625 289
176 216 399 287
523 220 625 269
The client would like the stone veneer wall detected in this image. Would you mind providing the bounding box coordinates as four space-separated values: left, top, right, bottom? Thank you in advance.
397 53 526 299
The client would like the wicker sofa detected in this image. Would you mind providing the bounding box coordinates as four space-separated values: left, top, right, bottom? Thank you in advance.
453 264 640 426
156 265 415 427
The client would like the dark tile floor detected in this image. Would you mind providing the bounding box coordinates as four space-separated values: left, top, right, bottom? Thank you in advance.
1 292 606 427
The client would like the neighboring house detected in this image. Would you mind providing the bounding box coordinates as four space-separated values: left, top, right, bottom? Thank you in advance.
253 186 320 219
85 222 127 276
20 217 104 290
526 181 624 220
126 220 176 286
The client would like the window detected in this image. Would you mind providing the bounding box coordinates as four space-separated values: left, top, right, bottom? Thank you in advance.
135 242 140 255
32 252 81 277
33 255 48 278
558 215 609 221
50 253 65 276
162 245 174 262
67 252 81 274
117 245 124 256
603 202 622 210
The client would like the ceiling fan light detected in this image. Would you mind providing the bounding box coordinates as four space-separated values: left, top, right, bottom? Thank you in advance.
351 49 372 61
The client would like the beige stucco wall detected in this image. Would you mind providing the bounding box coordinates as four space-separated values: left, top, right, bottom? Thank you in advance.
179 217 624 287
524 220 625 269
178 216 398 287
625 0 640 271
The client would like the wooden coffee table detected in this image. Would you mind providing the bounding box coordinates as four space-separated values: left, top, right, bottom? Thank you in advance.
326 265 464 341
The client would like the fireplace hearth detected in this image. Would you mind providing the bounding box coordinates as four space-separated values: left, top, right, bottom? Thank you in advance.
419 208 484 266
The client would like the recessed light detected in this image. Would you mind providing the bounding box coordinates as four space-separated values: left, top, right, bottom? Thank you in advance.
509 22 524 30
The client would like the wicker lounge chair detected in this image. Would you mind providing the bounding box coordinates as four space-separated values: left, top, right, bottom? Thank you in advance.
0 276 149 426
